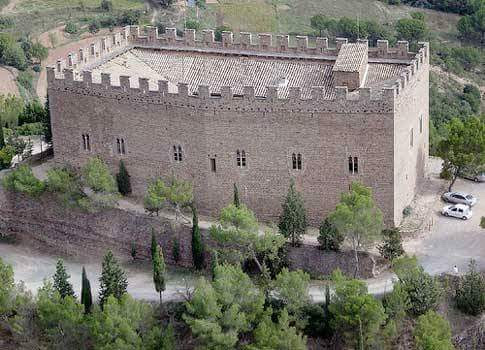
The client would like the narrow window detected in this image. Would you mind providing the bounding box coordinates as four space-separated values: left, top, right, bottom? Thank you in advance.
297 153 302 170
419 115 423 134
82 134 87 150
236 150 241 167
121 139 126 154
292 153 297 170
353 157 358 173
178 145 182 161
86 134 90 151
173 145 178 161
116 138 121 154
349 156 358 174
241 150 246 167
210 158 216 172
410 128 414 147
348 156 353 173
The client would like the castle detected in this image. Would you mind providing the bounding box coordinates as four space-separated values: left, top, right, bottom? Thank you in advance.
47 26 429 226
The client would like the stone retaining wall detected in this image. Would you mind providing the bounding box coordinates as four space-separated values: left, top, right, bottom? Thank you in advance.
0 188 379 278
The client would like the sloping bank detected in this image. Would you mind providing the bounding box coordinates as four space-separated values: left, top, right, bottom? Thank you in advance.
0 188 382 279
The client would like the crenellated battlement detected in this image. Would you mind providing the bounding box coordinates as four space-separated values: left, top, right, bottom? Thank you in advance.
47 26 429 113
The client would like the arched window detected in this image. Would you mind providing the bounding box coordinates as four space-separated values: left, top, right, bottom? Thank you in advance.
349 156 358 174
292 153 302 170
236 150 241 166
173 145 178 161
178 145 182 161
121 139 126 154
297 153 302 170
241 150 246 167
82 134 91 151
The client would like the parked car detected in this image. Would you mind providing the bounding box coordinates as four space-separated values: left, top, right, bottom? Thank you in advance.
442 191 477 206
460 167 485 182
442 204 473 220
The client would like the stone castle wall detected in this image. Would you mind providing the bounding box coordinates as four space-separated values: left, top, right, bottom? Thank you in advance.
47 26 429 226
0 188 379 278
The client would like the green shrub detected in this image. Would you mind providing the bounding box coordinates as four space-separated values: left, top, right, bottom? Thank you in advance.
0 145 15 170
89 19 100 34
82 157 117 193
64 22 79 34
413 311 454 350
15 122 44 136
32 64 41 73
2 164 45 196
317 218 343 251
378 227 404 262
185 19 201 31
402 205 412 217
16 71 33 91
46 167 79 194
100 0 113 12
455 259 485 316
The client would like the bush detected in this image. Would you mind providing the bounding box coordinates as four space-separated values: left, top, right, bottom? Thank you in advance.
2 164 45 196
32 64 41 73
82 157 117 193
317 218 343 251
378 227 404 262
100 0 113 12
0 33 27 70
16 71 33 91
413 311 454 350
64 22 79 34
214 25 232 41
185 19 201 31
15 122 44 136
0 145 15 170
46 167 79 194
89 19 100 34
455 259 485 316
118 10 141 26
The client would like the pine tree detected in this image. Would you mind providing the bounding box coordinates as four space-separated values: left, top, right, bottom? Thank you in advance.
278 179 307 246
378 228 404 263
81 266 93 314
318 218 344 251
98 250 128 307
153 245 166 305
233 183 240 208
150 228 157 261
0 116 5 149
53 259 75 298
191 206 204 270
116 160 132 196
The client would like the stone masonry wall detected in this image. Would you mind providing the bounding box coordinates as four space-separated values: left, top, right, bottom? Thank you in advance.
0 188 378 278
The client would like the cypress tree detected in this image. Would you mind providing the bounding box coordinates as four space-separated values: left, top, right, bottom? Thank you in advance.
210 250 219 280
53 259 75 298
318 218 344 251
0 116 5 149
278 179 307 246
116 160 132 196
191 206 204 270
81 266 93 314
98 250 128 307
233 183 240 208
42 94 52 143
152 245 166 305
150 228 157 261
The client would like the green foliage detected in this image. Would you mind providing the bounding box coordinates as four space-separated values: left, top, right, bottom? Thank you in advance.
413 311 454 350
143 175 193 217
455 259 485 316
91 294 155 349
0 33 27 70
116 160 131 196
130 241 137 260
309 15 393 43
0 144 15 170
185 19 201 30
0 256 15 316
81 266 93 314
463 84 481 114
438 117 485 191
16 71 33 92
0 94 24 127
395 15 428 45
100 0 113 11
150 228 157 261
192 206 205 270
65 21 79 34
317 218 344 251
247 309 307 350
481 216 485 229
211 203 286 278
378 227 405 262
82 156 118 193
233 182 240 208
0 117 4 148
329 270 387 348
14 122 44 136
152 245 166 303
46 166 79 195
2 164 45 197
394 256 441 316
172 236 180 263
457 1 485 43
272 268 310 327
214 25 232 41
382 282 410 321
183 264 265 349
35 282 87 348
53 259 75 299
98 250 128 308
89 19 100 33
329 182 383 277
279 179 307 246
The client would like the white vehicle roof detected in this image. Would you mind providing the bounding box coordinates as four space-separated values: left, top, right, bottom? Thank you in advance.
451 204 470 210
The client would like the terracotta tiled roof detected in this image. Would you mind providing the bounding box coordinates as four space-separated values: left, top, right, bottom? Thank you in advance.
91 47 408 99
332 43 368 72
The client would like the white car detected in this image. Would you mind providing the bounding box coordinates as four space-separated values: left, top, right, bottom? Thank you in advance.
442 204 473 220
442 191 477 207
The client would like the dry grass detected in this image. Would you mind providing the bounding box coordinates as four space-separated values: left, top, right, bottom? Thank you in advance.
11 0 144 13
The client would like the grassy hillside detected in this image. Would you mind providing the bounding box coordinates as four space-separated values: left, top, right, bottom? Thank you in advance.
192 0 460 42
8 0 144 13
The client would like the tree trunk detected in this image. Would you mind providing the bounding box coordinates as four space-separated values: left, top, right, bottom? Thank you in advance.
353 242 360 278
448 169 460 192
